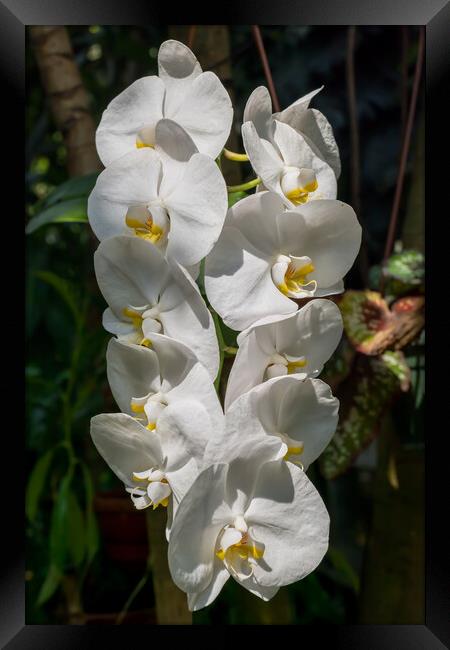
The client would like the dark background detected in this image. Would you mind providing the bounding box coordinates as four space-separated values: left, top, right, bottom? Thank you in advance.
25 25 424 625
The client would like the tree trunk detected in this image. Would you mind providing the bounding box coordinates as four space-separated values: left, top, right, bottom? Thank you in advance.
29 26 101 177
146 508 192 624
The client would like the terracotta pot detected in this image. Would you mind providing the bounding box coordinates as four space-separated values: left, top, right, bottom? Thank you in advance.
94 489 149 568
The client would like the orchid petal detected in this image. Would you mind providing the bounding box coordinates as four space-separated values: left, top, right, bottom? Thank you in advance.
106 338 161 416
205 225 295 331
164 71 233 160
242 121 284 194
163 153 228 266
245 460 330 587
243 86 273 140
90 413 164 486
187 559 230 611
168 464 232 593
87 148 162 241
96 76 165 166
292 200 362 288
254 376 339 469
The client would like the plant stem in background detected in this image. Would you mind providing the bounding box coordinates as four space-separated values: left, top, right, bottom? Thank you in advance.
145 509 192 624
29 26 101 177
251 26 280 113
346 26 369 286
400 27 410 144
382 27 425 266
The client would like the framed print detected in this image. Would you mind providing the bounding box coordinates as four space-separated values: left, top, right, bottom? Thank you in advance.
3 0 448 646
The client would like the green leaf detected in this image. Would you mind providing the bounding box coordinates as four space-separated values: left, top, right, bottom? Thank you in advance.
327 546 360 593
49 481 86 570
44 172 99 207
36 564 63 606
34 270 81 327
320 351 411 479
26 448 55 522
80 463 99 563
25 198 89 235
384 250 424 285
228 191 247 208
67 490 86 568
49 472 73 570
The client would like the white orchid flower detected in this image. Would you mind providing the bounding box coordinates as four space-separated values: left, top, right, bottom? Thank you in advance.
244 85 341 180
94 235 219 380
90 401 216 535
224 298 343 410
217 374 339 469
88 119 228 267
106 336 223 435
96 39 233 165
242 119 337 209
242 86 338 210
205 191 361 331
168 452 329 610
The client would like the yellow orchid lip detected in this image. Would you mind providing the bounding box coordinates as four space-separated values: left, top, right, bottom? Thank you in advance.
285 179 318 205
277 261 316 297
215 530 265 563
122 306 144 329
287 358 307 373
136 140 155 149
130 402 146 414
125 214 163 244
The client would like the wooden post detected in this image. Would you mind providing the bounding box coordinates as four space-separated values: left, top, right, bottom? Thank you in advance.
358 416 424 623
29 26 101 177
146 508 192 624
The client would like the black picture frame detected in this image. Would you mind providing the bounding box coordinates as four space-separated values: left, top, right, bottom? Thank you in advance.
7 0 449 646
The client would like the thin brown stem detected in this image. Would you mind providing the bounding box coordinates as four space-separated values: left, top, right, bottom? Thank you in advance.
346 26 369 285
383 27 425 266
251 25 280 112
187 25 196 49
400 27 410 143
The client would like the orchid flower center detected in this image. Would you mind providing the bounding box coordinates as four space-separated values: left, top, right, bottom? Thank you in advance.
122 304 163 346
130 391 168 431
264 352 308 380
272 254 317 298
274 432 305 465
136 124 156 149
215 517 265 579
125 205 167 245
126 467 171 510
281 167 318 205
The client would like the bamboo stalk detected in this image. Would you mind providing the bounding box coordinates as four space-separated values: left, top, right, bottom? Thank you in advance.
146 508 192 625
29 26 101 177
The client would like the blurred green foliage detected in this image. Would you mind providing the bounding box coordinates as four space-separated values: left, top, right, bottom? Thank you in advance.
26 25 423 624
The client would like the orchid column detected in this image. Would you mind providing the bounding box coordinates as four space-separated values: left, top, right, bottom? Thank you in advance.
87 38 361 624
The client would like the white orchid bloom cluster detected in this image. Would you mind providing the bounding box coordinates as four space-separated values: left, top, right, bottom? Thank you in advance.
87 39 362 613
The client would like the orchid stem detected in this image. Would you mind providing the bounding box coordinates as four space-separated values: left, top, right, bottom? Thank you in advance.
223 346 237 356
227 177 261 193
212 310 225 394
223 148 249 162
